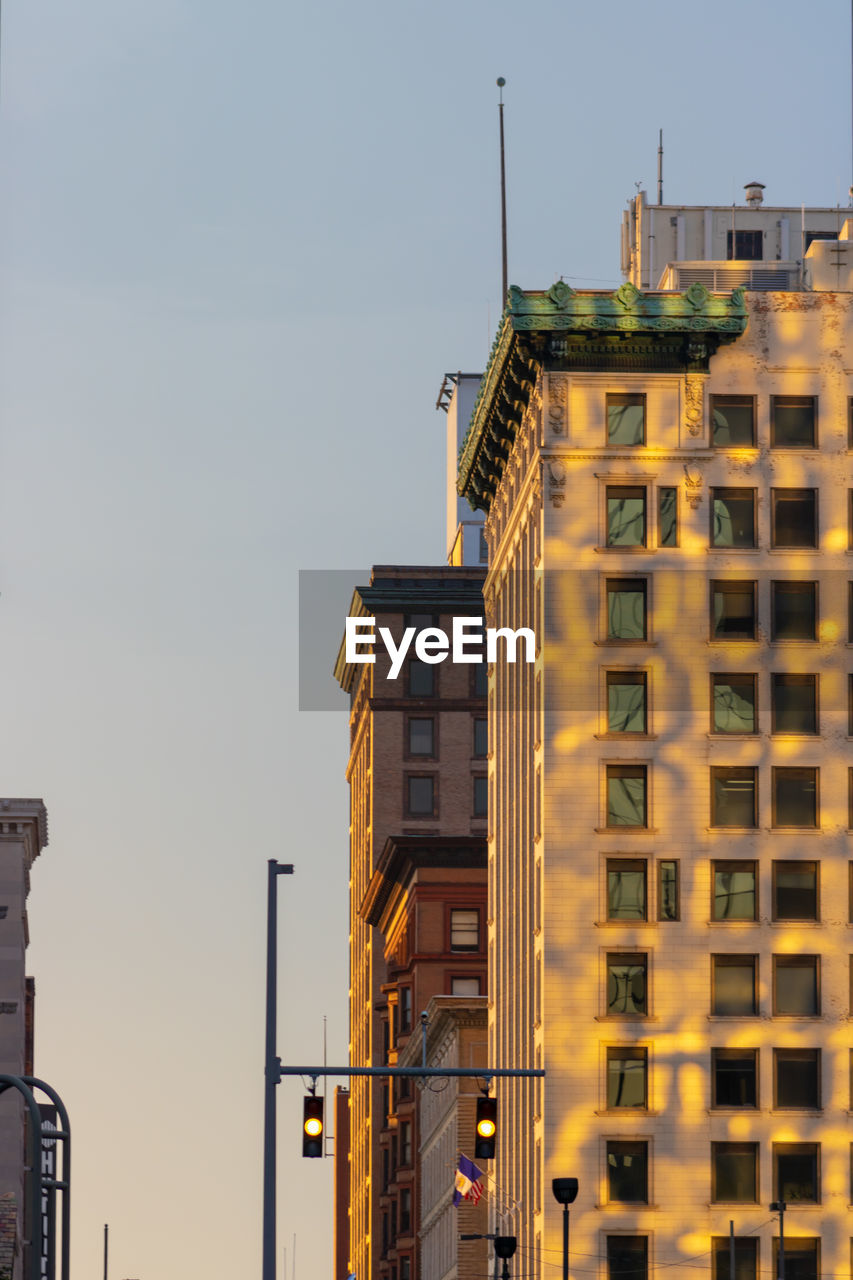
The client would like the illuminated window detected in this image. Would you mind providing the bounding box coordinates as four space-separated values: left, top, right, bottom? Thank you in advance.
473 776 488 817
711 581 756 640
606 1140 648 1202
773 1239 817 1280
607 1237 648 1280
772 767 818 828
606 765 647 827
773 1143 819 1203
712 488 756 547
607 579 648 641
607 859 647 920
712 861 757 921
473 717 488 757
774 1049 820 1109
711 1142 758 1202
406 775 435 817
450 910 479 952
607 671 647 733
771 674 817 733
712 955 758 1016
771 489 817 548
712 1049 757 1108
774 955 819 1016
711 768 757 828
607 393 645 445
712 674 757 733
607 486 647 546
711 395 755 447
658 487 677 546
607 953 647 1016
407 717 435 756
408 660 435 697
771 396 816 448
771 582 816 640
712 1236 758 1280
772 862 818 921
606 1047 648 1109
657 860 679 921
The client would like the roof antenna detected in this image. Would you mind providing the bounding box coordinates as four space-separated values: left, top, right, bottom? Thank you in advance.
657 129 663 204
497 78 508 307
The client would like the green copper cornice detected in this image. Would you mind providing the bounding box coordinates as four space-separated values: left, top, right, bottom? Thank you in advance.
457 281 748 512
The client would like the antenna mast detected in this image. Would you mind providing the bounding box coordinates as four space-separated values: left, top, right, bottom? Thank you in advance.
657 129 663 204
498 78 508 306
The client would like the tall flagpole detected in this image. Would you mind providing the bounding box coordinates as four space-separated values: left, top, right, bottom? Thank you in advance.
497 78 507 307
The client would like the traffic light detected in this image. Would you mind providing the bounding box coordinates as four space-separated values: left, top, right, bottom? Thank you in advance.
475 1095 497 1160
302 1095 324 1158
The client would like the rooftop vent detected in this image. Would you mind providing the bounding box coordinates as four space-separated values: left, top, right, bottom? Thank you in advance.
744 181 765 208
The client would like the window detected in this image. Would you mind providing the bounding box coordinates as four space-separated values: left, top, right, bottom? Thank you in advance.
407 717 435 756
408 660 435 697
712 1237 758 1280
727 228 762 259
606 1140 648 1202
607 672 647 733
450 909 479 952
658 487 677 546
771 581 816 640
771 396 816 448
473 775 488 817
711 581 756 640
607 579 647 641
473 717 488 757
711 395 755 447
712 861 757 921
451 977 480 996
399 1187 411 1233
774 1049 820 1109
607 953 647 1016
658 860 679 921
606 1047 648 1108
771 489 817 548
711 1142 758 1202
772 767 818 827
712 489 756 547
773 1240 818 1280
607 393 645 446
607 859 647 920
400 1259 411 1280
406 775 435 816
773 862 818 921
773 1143 819 1202
607 1237 647 1280
607 486 647 546
772 674 817 733
607 765 647 827
711 767 757 828
712 1049 757 1108
399 986 412 1032
712 674 757 733
712 955 758 1016
774 955 819 1015
472 661 488 697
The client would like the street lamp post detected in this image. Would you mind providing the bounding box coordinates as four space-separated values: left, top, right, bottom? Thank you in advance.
552 1178 579 1280
262 859 294 1280
770 1201 786 1280
494 1235 517 1280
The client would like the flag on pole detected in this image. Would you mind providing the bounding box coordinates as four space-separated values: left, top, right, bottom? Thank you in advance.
453 1153 485 1206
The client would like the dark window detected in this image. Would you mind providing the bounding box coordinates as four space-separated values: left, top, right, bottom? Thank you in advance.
712 955 758 1016
712 674 757 733
607 671 647 733
607 486 647 546
607 859 647 920
607 765 647 827
607 1237 647 1280
711 581 756 640
658 487 677 546
712 1237 758 1280
712 1049 758 1108
399 987 412 1032
771 674 817 733
473 661 488 697
711 396 755 447
771 396 817 448
712 1142 758 1202
712 861 757 921
773 862 818 921
450 909 479 952
711 767 757 827
607 393 645 446
771 489 817 548
774 1143 819 1202
406 775 435 816
473 717 488 757
606 1140 648 1202
408 660 435 697
658 860 679 921
772 767 818 827
606 1046 648 1109
727 229 763 260
771 582 816 640
473 776 488 817
773 1239 818 1280
607 953 647 1016
774 1049 820 1109
407 717 434 756
399 1187 411 1233
607 579 647 641
774 955 819 1016
805 229 838 249
400 1258 411 1280
712 489 756 547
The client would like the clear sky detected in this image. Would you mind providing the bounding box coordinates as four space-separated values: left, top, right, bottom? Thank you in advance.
0 1 849 1276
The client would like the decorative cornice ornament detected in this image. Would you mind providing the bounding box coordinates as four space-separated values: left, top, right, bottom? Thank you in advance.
547 460 566 508
684 374 705 438
546 376 568 435
683 464 703 509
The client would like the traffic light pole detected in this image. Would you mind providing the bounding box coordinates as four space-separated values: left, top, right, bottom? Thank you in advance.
262 860 294 1280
